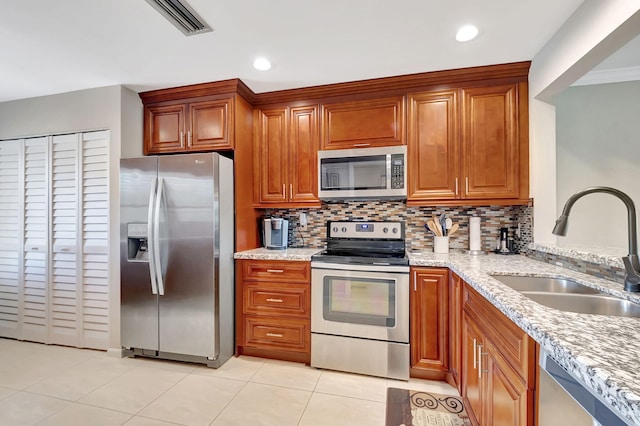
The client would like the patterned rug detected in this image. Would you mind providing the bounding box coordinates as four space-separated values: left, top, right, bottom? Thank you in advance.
385 388 471 426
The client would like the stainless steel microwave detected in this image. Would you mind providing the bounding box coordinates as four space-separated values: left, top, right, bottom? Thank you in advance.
318 145 407 200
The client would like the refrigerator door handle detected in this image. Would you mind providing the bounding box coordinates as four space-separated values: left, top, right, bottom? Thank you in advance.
154 177 166 296
147 177 159 295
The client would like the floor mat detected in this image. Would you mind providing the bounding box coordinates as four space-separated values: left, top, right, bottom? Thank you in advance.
385 387 471 426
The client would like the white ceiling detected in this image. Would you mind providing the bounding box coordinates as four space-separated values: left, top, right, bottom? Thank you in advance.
0 0 588 103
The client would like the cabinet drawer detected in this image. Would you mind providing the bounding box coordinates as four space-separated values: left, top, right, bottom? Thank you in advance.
463 284 535 385
244 317 310 353
244 282 310 318
242 260 310 283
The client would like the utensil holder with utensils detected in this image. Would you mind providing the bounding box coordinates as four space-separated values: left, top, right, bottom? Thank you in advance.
433 236 449 253
426 214 458 253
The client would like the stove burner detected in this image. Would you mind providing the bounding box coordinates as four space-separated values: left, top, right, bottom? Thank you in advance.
313 220 408 266
311 252 409 266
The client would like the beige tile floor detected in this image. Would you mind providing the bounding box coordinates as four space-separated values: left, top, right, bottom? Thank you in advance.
0 338 459 426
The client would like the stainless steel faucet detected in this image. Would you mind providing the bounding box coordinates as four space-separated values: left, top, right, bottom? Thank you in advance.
553 186 640 292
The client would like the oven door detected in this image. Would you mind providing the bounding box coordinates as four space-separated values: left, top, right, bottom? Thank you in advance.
311 262 409 343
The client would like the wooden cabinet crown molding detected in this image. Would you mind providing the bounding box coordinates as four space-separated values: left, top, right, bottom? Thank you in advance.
252 61 530 106
139 78 255 104
138 62 529 110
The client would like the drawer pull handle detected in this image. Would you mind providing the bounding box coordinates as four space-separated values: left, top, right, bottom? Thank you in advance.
353 143 370 147
266 333 283 338
266 269 284 273
266 298 283 303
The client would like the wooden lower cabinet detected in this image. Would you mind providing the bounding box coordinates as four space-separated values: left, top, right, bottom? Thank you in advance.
462 314 484 425
485 339 531 425
449 272 463 392
235 259 311 363
410 268 449 380
461 283 535 426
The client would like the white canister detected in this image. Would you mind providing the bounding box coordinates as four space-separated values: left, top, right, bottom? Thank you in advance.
433 236 450 254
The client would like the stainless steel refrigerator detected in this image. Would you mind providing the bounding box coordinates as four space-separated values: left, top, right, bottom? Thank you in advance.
120 153 234 368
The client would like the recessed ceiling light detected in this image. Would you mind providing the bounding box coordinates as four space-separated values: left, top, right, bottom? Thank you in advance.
253 57 272 71
456 25 479 42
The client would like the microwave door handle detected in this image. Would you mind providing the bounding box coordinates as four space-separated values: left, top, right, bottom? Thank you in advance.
386 154 392 189
147 177 159 295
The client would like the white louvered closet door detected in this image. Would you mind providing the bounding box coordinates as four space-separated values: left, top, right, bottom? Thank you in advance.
0 139 22 339
80 130 109 349
22 136 49 343
50 133 80 346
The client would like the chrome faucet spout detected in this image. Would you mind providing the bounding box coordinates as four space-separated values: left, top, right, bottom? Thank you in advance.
553 186 640 292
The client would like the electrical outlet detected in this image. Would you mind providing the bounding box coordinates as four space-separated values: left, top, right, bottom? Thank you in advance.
299 212 307 230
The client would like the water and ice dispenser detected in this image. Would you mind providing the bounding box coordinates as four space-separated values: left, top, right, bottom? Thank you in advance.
127 223 149 262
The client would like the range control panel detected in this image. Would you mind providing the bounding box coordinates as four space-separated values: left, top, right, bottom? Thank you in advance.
327 221 404 239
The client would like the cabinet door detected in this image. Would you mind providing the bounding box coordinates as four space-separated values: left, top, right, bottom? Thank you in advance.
50 134 80 347
410 268 449 375
254 108 288 204
407 90 459 201
449 272 462 392
188 98 233 151
321 97 405 149
144 103 186 155
0 139 22 339
22 137 50 343
461 85 519 199
462 312 484 426
80 130 110 350
486 340 532 426
289 105 320 204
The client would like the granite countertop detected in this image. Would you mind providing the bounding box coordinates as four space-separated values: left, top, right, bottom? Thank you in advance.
233 247 322 261
530 242 625 269
408 251 640 425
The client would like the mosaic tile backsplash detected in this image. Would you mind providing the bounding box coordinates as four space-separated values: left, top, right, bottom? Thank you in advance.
525 249 626 285
266 201 533 254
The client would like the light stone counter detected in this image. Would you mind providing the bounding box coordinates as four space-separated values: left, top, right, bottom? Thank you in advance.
233 247 322 261
529 242 625 268
407 250 640 425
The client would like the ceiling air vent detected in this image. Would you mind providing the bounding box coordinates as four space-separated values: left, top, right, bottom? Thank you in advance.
144 0 212 36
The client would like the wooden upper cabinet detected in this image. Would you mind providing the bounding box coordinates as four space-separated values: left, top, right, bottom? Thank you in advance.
255 108 288 204
461 84 519 199
188 98 233 151
144 96 233 155
321 96 405 149
145 103 187 154
254 104 320 208
407 82 528 205
289 106 319 204
407 90 459 201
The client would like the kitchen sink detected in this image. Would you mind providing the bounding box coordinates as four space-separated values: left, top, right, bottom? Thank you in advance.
490 275 601 294
490 274 640 318
521 292 640 318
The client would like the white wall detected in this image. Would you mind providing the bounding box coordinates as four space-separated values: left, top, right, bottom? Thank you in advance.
0 85 143 353
529 1 640 245
555 81 640 252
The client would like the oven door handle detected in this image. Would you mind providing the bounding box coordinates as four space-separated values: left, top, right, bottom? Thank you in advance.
311 261 409 274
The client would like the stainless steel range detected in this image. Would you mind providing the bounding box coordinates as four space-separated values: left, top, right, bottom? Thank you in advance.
310 220 409 380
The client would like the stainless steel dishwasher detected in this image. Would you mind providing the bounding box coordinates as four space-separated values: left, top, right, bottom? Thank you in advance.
538 349 631 426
